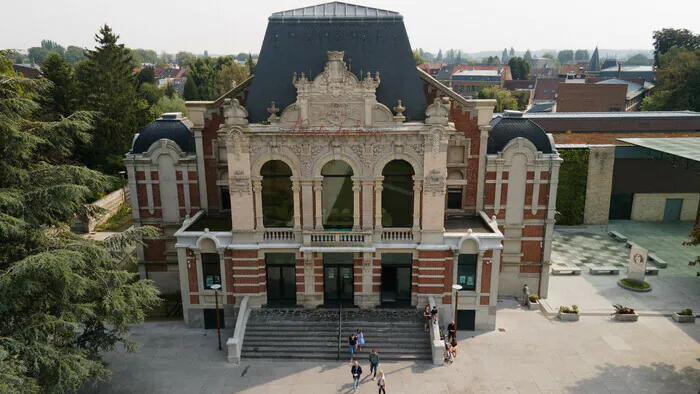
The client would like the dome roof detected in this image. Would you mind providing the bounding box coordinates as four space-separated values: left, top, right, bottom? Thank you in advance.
487 112 554 154
131 113 195 154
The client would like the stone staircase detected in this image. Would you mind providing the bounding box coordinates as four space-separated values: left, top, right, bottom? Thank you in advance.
241 308 432 362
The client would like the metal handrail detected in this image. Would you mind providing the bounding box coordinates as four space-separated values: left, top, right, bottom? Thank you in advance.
336 304 343 361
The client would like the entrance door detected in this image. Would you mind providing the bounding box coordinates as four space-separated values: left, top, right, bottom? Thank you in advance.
457 310 475 331
381 253 412 307
663 199 683 221
266 253 297 307
323 253 354 307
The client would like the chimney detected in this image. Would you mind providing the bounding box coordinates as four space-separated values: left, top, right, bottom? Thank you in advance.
617 61 623 78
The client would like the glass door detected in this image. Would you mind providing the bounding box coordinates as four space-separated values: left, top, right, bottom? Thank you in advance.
323 253 354 307
266 253 297 307
324 266 339 303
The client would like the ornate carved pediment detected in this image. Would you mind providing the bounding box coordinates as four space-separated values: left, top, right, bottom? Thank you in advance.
424 169 446 196
280 51 396 129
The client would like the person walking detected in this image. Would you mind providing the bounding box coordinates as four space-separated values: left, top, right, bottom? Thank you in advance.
423 305 431 332
368 348 380 380
377 370 386 394
521 284 530 306
449 338 458 358
348 333 358 364
351 360 363 393
356 328 365 353
447 320 456 343
431 305 439 324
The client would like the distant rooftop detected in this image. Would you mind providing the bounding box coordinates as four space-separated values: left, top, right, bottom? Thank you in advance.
617 137 700 162
601 65 653 73
596 78 652 99
270 1 402 21
520 111 700 120
453 69 501 77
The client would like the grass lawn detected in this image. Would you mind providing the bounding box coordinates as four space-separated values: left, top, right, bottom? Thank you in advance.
95 204 132 232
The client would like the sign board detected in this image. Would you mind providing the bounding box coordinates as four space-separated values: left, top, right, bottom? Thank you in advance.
459 276 466 284
627 245 648 285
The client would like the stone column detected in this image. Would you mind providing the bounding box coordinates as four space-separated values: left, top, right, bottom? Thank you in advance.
252 177 263 230
314 178 323 230
301 179 314 230
361 179 374 230
412 177 422 232
291 177 301 230
374 177 384 230
352 177 361 231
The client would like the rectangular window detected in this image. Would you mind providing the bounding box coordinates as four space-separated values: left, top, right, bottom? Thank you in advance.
202 253 221 290
447 188 462 210
221 188 231 210
457 254 477 291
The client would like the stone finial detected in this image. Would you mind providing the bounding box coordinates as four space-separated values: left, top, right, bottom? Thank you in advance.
223 98 249 126
425 97 450 126
267 101 280 124
393 100 406 123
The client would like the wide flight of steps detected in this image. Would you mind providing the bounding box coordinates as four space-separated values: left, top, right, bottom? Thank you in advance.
241 308 432 362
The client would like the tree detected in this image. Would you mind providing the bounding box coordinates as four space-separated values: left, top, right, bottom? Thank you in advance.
454 50 462 65
183 77 198 100
27 47 50 63
75 25 154 173
163 82 176 98
542 52 562 69
512 90 530 110
160 51 174 64
176 51 195 67
445 49 455 64
413 50 425 65
484 56 499 66
41 39 65 56
523 49 533 63
65 46 87 64
40 53 76 117
154 93 188 116
188 57 216 100
246 53 256 75
139 83 164 105
131 49 158 65
574 49 590 61
215 63 250 96
137 66 155 86
423 52 434 62
626 53 651 66
508 56 531 80
641 47 700 112
235 52 247 62
502 48 509 64
557 50 574 64
509 47 515 57
436 49 443 61
477 86 519 112
652 28 700 66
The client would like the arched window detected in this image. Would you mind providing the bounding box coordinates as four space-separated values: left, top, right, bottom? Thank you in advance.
321 160 354 229
261 160 293 227
382 160 415 227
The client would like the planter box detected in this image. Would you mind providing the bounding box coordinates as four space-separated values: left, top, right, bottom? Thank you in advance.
615 312 639 322
558 311 580 321
527 299 540 310
672 313 696 323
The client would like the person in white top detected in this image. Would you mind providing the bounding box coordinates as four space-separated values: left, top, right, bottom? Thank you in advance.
377 370 386 394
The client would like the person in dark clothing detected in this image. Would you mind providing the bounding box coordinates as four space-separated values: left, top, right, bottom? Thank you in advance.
423 305 431 332
348 333 358 364
431 306 438 324
368 348 380 380
447 320 456 343
351 360 363 392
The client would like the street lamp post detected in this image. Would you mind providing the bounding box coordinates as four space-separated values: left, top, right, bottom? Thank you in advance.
451 284 463 334
210 284 222 351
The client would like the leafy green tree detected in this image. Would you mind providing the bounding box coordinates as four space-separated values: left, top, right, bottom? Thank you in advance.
176 51 195 67
183 76 198 100
626 53 651 65
41 39 65 56
235 52 248 62
75 25 154 173
154 93 188 116
423 52 434 61
445 49 455 64
188 57 216 100
508 56 531 80
641 47 700 112
512 90 530 110
137 66 156 86
131 49 158 65
163 82 176 98
436 49 442 61
65 45 87 64
501 48 509 64
40 53 76 117
139 82 164 105
160 51 174 64
509 47 515 57
574 49 589 61
413 50 425 65
523 49 532 63
683 222 699 266
557 50 574 64
652 28 700 66
27 47 50 63
454 50 462 65
477 86 519 112
215 63 249 96
246 53 256 75
542 53 562 69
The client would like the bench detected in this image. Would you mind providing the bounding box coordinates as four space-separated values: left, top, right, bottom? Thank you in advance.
589 266 620 275
551 264 582 275
625 240 638 249
647 253 668 268
645 266 659 275
608 231 627 243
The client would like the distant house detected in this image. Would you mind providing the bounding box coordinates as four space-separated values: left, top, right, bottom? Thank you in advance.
596 78 653 111
13 63 42 79
153 67 189 96
450 68 505 97
559 63 587 79
529 58 558 78
556 83 628 112
418 62 445 76
599 65 655 81
452 64 512 81
533 77 563 102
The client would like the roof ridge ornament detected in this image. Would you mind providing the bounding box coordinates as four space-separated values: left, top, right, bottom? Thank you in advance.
425 97 450 125
223 98 249 126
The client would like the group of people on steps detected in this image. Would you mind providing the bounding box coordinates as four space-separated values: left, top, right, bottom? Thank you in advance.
348 329 386 393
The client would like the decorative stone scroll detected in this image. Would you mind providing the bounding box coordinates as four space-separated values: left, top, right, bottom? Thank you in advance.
425 98 450 126
223 98 249 126
424 169 446 196
229 170 251 196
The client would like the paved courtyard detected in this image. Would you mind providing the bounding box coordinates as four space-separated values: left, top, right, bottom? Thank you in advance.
84 298 699 394
546 220 700 315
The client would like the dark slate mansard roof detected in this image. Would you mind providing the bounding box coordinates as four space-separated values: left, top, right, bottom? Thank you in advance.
245 2 427 122
487 113 554 154
131 114 195 154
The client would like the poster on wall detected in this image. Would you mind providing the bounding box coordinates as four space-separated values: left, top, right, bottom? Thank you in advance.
466 276 474 286
459 276 466 284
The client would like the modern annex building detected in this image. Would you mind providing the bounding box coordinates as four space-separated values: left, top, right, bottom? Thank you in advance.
125 2 561 330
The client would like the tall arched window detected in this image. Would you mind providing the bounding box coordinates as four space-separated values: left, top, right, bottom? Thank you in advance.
261 160 293 227
382 160 415 227
321 160 354 229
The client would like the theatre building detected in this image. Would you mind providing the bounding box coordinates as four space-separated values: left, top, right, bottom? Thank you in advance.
125 2 561 331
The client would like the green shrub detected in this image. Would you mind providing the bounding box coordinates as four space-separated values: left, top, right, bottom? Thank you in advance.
528 294 539 302
559 304 579 314
620 279 651 289
679 309 694 316
612 304 635 315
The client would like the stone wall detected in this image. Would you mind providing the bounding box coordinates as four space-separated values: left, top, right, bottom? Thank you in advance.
583 145 615 225
631 193 699 221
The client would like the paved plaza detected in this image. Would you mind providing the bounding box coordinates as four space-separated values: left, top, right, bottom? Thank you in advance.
546 220 700 315
84 298 699 394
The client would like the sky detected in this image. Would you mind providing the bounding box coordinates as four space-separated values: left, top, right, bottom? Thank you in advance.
2 0 699 56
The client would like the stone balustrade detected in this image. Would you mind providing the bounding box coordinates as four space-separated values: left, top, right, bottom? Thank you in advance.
304 231 372 246
262 228 296 242
380 228 414 243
